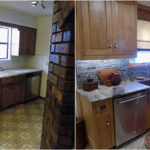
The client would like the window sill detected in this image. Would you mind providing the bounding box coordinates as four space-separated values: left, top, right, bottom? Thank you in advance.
0 58 11 61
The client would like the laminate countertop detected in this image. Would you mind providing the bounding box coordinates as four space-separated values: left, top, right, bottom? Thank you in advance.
77 80 150 102
0 68 42 78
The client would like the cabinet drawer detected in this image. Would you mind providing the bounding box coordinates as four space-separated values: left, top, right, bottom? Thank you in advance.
0 75 25 86
94 99 112 115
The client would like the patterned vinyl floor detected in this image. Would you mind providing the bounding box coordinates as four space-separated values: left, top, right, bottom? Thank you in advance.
0 99 44 149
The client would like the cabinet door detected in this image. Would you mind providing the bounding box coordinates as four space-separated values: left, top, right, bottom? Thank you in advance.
27 28 36 55
112 1 137 55
19 27 28 55
19 27 36 55
95 99 115 149
97 113 115 149
81 1 113 56
2 82 25 108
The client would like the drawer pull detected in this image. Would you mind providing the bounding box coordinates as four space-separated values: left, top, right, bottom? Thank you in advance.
108 44 112 49
114 43 117 49
106 122 110 126
100 105 106 110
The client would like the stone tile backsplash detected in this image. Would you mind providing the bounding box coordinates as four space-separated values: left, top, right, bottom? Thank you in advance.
76 58 150 88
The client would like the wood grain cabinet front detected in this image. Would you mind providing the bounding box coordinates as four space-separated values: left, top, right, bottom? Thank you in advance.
2 82 25 108
0 75 26 109
76 1 137 60
78 93 115 149
11 26 37 56
19 26 37 55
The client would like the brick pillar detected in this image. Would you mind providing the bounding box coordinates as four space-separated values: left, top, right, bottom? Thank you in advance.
40 1 74 149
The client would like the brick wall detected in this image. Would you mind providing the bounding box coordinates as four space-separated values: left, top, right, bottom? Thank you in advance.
40 1 74 149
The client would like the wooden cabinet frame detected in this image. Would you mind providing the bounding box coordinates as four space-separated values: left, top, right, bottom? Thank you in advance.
77 92 115 149
76 1 137 60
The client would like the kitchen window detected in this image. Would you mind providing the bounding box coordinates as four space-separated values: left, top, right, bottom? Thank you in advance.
130 20 150 64
0 26 9 59
0 25 20 60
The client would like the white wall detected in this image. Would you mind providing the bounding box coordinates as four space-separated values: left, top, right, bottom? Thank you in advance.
26 16 52 98
0 7 37 27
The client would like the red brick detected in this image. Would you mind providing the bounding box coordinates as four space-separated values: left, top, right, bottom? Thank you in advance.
52 12 59 23
51 85 74 104
53 120 74 136
63 31 73 42
50 139 73 149
50 44 55 53
51 34 56 43
51 109 74 125
58 78 74 93
57 24 62 32
49 63 53 72
55 32 63 42
49 54 60 64
53 2 62 14
55 100 74 114
55 43 74 55
60 55 74 67
48 73 58 85
53 64 74 80
51 24 57 33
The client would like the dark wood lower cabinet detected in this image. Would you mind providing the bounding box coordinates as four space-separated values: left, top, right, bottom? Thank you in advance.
0 75 26 109
2 82 25 108
0 72 41 109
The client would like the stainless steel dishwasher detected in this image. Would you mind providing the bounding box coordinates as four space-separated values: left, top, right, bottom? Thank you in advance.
25 71 41 101
114 91 147 146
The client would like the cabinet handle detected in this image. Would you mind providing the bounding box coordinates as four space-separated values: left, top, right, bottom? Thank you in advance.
109 44 112 49
114 43 117 49
106 121 110 126
100 105 106 110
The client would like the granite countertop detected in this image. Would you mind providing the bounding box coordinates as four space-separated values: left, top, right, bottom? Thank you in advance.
77 80 150 102
0 68 42 78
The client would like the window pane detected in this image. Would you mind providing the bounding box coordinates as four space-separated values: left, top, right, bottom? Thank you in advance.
11 28 20 56
0 44 7 59
129 51 150 63
0 27 8 43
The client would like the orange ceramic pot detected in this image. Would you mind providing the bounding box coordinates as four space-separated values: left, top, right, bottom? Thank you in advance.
97 68 121 86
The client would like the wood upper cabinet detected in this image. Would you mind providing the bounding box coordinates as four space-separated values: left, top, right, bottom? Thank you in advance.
112 1 137 55
19 26 37 55
77 93 115 149
80 1 113 56
76 1 137 60
11 26 37 56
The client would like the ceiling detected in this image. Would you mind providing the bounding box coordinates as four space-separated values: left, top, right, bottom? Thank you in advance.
0 1 54 17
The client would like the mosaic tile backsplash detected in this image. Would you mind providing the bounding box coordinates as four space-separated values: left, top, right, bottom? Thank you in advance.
76 58 150 88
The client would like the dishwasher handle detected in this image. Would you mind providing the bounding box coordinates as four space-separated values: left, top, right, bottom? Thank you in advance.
117 95 146 104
